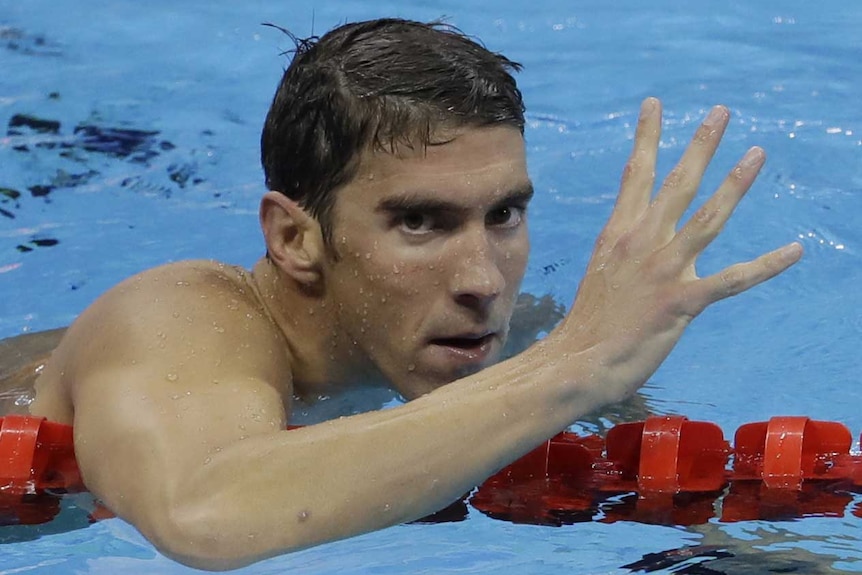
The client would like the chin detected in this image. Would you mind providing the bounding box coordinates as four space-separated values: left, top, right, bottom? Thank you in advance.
399 363 494 401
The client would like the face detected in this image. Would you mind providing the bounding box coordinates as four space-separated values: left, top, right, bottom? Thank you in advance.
323 126 532 399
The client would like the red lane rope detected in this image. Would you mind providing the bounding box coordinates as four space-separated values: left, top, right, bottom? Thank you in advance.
2 414 862 526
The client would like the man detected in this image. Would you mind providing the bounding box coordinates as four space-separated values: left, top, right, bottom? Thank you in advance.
5 18 800 570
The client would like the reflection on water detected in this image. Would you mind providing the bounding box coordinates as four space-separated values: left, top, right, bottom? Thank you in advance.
627 522 862 574
0 328 63 415
3 0 862 573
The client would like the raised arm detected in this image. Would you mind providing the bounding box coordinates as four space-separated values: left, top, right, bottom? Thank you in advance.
63 99 800 571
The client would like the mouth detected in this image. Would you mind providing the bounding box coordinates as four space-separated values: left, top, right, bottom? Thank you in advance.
430 333 495 351
425 332 499 371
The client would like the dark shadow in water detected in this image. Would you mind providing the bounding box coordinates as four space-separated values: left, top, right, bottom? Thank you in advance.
623 535 854 575
0 492 104 544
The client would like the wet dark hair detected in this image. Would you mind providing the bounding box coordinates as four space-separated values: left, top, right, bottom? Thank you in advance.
260 18 525 246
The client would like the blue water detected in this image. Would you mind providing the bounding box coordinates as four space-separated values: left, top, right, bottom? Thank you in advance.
2 0 862 573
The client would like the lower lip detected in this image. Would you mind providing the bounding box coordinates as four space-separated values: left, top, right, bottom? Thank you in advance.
427 335 496 368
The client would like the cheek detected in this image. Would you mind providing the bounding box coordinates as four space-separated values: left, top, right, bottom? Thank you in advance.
502 236 530 287
337 255 428 328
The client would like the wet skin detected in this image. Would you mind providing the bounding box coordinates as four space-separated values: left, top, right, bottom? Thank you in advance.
0 102 803 570
319 126 532 398
23 125 531 423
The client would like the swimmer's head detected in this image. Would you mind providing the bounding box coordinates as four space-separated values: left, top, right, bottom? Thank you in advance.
260 18 525 248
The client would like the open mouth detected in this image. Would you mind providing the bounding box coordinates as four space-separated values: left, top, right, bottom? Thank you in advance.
431 333 494 350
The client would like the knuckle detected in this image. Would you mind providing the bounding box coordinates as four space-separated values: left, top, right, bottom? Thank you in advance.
718 266 746 294
612 230 637 258
728 166 747 184
622 151 655 188
693 203 721 227
620 161 636 185
663 166 687 190
692 123 715 145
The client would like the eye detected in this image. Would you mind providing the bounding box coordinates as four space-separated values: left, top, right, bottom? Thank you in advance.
397 211 436 235
486 206 525 228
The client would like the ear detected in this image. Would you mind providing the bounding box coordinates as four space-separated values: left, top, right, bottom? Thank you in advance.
260 191 325 286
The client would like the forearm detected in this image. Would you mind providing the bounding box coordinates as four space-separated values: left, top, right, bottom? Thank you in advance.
161 342 602 570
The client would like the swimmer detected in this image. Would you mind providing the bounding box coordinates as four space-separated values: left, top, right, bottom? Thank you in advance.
0 18 801 570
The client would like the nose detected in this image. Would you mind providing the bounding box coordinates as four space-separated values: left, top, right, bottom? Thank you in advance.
449 229 506 314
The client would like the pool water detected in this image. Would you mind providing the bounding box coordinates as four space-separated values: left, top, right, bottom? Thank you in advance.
3 0 862 573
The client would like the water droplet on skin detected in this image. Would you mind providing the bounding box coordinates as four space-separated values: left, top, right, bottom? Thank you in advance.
213 323 225 333
172 312 180 319
166 373 178 382
297 509 311 522
170 393 181 400
407 364 416 372
203 457 212 465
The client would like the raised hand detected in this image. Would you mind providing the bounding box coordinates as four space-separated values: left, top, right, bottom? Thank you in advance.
554 98 802 398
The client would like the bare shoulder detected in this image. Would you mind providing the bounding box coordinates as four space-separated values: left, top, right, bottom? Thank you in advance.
33 260 293 422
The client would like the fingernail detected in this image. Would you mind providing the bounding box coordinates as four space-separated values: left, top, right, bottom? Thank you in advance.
703 106 727 126
780 242 803 261
741 147 765 168
642 97 658 115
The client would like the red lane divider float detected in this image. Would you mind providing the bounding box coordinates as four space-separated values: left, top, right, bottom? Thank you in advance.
471 415 862 526
3 414 862 526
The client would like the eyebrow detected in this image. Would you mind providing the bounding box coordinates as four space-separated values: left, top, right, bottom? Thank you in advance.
375 183 535 215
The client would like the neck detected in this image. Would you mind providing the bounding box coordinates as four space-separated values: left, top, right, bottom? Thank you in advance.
248 257 378 398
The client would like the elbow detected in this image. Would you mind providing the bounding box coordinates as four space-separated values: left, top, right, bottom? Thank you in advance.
139 502 301 571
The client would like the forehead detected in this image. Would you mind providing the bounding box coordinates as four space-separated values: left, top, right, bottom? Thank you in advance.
343 126 529 208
